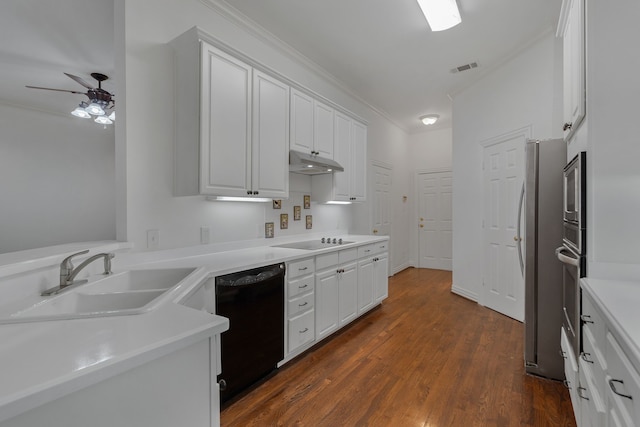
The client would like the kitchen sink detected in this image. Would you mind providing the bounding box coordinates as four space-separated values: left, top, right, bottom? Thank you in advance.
0 267 197 324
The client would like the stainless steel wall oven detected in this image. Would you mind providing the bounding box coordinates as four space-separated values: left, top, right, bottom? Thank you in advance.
556 152 586 358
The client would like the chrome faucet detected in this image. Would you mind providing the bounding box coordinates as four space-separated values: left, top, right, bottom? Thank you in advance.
41 250 115 296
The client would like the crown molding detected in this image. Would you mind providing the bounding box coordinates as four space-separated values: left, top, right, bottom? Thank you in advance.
199 0 408 133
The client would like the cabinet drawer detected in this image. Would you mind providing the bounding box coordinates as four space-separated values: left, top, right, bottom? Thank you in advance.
562 326 580 420
288 258 315 279
316 252 339 270
582 324 606 392
358 244 375 258
339 248 358 263
582 291 605 353
372 241 388 254
288 310 314 353
579 358 606 427
288 274 314 299
288 292 314 318
606 332 640 423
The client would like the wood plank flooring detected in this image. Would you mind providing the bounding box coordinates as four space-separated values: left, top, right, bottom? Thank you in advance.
221 268 576 426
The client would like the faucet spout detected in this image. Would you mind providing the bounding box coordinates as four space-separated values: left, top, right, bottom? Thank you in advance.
42 251 115 296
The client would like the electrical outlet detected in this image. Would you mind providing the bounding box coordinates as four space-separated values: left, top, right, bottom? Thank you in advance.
147 229 159 249
200 226 210 244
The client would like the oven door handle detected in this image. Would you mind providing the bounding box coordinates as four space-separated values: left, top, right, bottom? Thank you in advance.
556 246 579 267
516 182 525 276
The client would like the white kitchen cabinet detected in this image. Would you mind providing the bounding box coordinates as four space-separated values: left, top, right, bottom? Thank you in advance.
285 258 315 358
251 70 290 198
290 89 334 159
373 252 389 303
558 0 585 140
1 339 220 427
315 266 339 340
357 257 375 314
311 116 367 203
338 261 358 326
172 28 288 198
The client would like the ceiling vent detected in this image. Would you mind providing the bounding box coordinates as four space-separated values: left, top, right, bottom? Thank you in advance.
450 61 479 74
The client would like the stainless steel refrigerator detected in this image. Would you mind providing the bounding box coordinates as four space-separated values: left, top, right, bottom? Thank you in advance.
516 139 566 380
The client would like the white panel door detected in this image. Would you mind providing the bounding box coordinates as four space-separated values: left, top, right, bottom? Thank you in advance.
252 70 289 198
482 137 525 321
199 42 251 196
418 171 452 270
371 163 392 236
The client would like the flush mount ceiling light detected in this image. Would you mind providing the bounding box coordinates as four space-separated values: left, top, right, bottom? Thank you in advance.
26 72 115 127
420 114 440 125
416 0 461 32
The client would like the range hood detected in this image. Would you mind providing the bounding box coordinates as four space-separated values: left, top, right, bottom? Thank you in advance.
289 150 344 175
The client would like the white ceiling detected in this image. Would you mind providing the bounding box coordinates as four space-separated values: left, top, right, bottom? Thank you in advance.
0 0 114 117
220 0 562 133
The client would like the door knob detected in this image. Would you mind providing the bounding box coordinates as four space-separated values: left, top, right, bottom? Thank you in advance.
513 236 522 241
373 229 378 234
419 224 424 228
420 217 424 221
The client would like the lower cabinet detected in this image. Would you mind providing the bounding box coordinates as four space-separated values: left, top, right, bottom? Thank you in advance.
283 241 389 362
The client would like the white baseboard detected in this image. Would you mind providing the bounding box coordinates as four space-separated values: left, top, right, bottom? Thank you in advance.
451 285 478 302
391 262 411 276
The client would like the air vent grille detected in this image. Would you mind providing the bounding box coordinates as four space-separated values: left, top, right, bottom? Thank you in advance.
451 61 479 73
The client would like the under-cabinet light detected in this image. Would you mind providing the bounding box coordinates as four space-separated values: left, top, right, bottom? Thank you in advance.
207 196 271 203
326 201 352 205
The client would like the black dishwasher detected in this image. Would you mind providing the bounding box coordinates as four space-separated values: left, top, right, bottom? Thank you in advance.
215 263 285 404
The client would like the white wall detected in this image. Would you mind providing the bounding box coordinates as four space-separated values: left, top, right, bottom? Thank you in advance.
451 32 562 300
0 104 115 253
120 0 412 272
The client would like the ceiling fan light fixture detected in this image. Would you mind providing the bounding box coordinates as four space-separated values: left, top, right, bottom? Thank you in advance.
416 0 461 32
71 103 91 119
94 115 113 125
420 114 439 125
86 101 106 116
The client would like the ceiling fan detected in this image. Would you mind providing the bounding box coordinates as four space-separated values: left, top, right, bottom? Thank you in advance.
26 72 115 124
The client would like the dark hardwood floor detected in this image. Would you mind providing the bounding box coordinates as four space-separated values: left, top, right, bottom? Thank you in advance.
221 268 576 426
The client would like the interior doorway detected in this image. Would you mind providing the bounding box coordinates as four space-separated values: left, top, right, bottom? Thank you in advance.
416 170 452 270
371 162 392 238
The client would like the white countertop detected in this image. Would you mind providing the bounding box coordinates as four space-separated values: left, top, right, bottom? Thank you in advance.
0 234 388 423
581 277 640 369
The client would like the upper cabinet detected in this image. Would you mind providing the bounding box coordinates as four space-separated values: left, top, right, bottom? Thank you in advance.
172 28 288 198
558 0 586 141
290 89 334 159
312 113 367 202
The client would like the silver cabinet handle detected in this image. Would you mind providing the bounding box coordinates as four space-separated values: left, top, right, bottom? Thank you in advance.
364 249 371 253
300 327 309 333
580 352 594 364
577 386 589 400
299 302 308 307
556 246 579 266
609 379 633 400
580 314 594 324
563 122 573 131
563 379 571 390
299 267 308 271
298 284 308 289
559 350 567 360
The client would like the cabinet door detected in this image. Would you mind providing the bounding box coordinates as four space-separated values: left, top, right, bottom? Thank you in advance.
333 112 352 201
290 89 314 154
314 101 334 159
357 257 375 314
339 262 358 326
315 269 339 340
351 121 367 201
252 70 289 198
200 42 252 196
374 254 388 302
561 0 585 140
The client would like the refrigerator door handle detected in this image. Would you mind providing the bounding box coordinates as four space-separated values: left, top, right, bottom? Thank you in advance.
556 246 579 267
516 182 525 276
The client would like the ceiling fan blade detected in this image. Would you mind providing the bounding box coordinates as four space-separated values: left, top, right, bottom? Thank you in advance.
25 85 86 95
64 73 94 90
